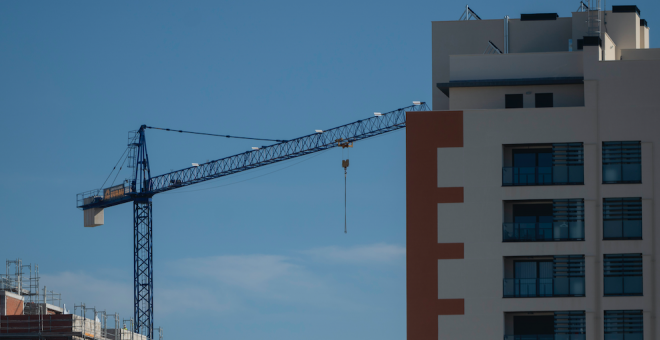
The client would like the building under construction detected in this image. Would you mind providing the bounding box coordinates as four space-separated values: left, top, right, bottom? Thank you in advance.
0 259 159 340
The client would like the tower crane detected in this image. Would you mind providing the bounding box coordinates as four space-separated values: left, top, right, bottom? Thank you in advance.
76 101 429 339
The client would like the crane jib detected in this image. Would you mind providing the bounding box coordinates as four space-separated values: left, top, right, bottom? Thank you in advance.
148 103 426 195
77 102 428 210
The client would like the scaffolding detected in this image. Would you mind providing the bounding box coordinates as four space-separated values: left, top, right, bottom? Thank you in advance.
1 258 159 340
2 259 41 314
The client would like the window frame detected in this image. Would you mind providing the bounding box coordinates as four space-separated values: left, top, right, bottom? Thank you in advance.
603 198 642 240
505 94 524 109
602 141 642 184
535 93 554 108
604 310 643 340
603 253 643 296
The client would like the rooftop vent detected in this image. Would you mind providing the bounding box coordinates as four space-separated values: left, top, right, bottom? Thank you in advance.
612 5 640 15
521 13 558 21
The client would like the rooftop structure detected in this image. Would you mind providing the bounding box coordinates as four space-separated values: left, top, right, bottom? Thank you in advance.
408 3 659 340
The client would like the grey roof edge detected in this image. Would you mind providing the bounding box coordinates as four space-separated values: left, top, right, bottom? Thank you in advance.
437 77 584 97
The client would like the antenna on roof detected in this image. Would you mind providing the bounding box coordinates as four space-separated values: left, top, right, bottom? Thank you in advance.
577 1 589 12
483 40 503 54
459 5 482 20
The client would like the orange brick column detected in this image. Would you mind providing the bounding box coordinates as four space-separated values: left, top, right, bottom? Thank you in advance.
406 111 464 340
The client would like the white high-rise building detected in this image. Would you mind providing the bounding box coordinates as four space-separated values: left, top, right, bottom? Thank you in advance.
407 5 658 340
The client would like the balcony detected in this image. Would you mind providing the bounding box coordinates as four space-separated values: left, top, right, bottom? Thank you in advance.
503 278 585 297
502 166 584 186
504 336 586 340
503 222 584 242
505 311 585 340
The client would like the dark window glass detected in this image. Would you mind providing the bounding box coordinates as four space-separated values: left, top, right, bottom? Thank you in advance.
604 310 643 340
535 93 554 108
514 152 537 167
604 198 642 240
603 141 641 184
505 256 584 297
513 149 552 167
514 315 554 335
506 94 524 108
504 200 584 242
503 143 584 187
604 254 643 296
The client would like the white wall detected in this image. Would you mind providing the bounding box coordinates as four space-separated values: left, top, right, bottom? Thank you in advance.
449 52 583 82
434 46 660 339
449 84 585 110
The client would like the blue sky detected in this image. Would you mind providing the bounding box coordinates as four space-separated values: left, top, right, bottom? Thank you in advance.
1 1 657 339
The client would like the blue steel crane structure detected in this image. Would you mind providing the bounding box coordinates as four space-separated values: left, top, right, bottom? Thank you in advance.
76 102 429 339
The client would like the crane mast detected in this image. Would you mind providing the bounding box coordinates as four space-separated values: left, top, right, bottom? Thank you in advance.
76 102 429 338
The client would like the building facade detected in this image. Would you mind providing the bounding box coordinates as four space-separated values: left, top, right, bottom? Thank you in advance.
407 5 658 340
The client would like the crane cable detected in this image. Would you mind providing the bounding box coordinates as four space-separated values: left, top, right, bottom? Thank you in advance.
145 126 288 143
338 139 353 234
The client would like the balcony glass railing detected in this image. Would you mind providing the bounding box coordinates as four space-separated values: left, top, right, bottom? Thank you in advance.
502 166 584 186
503 278 585 297
503 222 584 242
504 335 586 340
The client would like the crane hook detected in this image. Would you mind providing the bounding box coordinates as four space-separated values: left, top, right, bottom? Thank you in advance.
337 138 353 234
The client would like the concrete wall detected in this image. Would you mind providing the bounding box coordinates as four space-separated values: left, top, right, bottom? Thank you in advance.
604 33 616 61
621 48 660 60
572 12 589 52
449 84 584 110
423 33 660 340
449 51 583 81
432 19 505 110
508 18 572 54
605 11 640 49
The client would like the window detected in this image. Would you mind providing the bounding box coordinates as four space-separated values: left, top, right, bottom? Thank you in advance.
604 254 643 296
513 315 554 337
604 198 642 240
535 93 553 108
552 143 584 184
605 310 643 340
513 260 553 297
553 199 585 240
506 94 524 108
513 149 552 168
503 143 583 186
554 311 586 339
503 200 584 242
603 141 641 184
507 311 586 340
504 255 584 297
